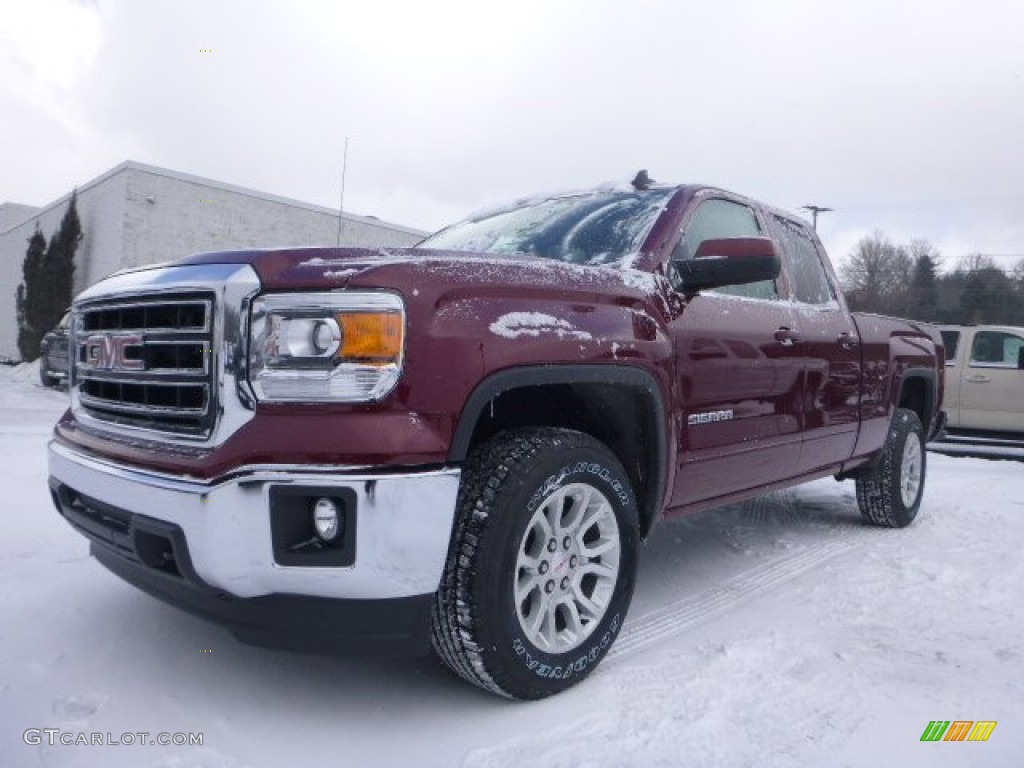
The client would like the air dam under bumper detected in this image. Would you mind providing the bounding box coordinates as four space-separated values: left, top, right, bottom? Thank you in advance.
48 440 461 656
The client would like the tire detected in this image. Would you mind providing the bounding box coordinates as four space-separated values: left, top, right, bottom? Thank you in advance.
856 408 926 528
38 358 57 388
432 427 639 700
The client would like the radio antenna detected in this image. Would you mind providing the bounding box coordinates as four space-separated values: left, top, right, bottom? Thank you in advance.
336 137 349 246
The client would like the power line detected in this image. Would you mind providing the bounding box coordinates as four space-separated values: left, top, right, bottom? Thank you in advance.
812 196 1024 213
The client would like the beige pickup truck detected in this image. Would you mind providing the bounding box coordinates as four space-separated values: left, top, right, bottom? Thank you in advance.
938 325 1024 434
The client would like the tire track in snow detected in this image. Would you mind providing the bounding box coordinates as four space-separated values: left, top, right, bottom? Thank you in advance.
609 532 876 661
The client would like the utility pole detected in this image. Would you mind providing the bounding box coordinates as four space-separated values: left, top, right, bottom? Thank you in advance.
801 204 833 230
336 137 349 247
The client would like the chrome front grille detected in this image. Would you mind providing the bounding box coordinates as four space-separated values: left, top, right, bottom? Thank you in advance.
74 294 217 437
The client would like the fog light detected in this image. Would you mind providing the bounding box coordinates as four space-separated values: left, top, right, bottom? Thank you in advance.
313 497 341 542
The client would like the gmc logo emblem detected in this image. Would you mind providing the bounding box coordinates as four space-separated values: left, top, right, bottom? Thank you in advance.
84 333 144 371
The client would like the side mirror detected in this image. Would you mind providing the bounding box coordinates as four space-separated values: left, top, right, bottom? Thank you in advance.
673 237 781 293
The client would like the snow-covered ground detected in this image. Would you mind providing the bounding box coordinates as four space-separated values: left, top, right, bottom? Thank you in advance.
1 365 1021 767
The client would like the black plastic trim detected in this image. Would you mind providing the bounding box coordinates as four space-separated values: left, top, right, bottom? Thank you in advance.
448 364 669 531
51 478 433 656
51 476 214 587
897 367 940 438
270 485 358 567
92 545 433 656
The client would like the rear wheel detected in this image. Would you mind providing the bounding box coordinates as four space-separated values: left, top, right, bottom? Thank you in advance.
432 427 638 699
856 408 926 528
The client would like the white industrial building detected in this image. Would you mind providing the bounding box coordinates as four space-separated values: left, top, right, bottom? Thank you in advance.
0 161 427 361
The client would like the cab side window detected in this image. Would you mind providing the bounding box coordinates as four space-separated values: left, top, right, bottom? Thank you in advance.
771 214 835 305
940 330 960 364
970 331 1024 367
680 198 777 300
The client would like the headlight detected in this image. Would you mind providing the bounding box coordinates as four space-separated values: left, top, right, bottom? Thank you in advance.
249 292 405 402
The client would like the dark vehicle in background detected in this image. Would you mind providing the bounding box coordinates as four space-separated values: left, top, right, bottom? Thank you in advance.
39 311 71 387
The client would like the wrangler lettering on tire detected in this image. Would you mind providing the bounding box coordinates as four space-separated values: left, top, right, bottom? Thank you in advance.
431 427 639 700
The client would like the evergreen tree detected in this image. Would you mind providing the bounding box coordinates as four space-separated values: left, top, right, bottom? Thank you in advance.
907 245 940 322
959 265 1022 325
43 188 81 330
15 225 48 360
13 190 82 361
935 269 968 324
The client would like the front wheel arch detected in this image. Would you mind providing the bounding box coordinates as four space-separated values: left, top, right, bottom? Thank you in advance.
447 364 669 538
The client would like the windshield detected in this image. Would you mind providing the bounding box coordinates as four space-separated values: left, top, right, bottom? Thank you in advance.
418 187 674 268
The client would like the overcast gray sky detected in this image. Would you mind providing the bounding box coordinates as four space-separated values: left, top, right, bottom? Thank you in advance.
2 0 1023 272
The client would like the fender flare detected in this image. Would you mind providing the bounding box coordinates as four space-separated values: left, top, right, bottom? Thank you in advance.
895 367 939 437
448 364 669 534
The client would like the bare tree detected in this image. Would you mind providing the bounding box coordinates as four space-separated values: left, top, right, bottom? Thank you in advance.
840 233 1024 323
956 253 997 273
840 231 912 315
1012 257 1024 285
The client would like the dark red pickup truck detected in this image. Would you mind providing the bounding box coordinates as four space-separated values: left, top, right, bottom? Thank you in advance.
48 176 944 699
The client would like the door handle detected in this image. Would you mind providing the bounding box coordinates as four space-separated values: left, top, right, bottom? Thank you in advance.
965 375 991 383
837 332 860 350
774 327 800 346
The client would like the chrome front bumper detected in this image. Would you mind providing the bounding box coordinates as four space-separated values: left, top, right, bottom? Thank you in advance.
48 440 460 601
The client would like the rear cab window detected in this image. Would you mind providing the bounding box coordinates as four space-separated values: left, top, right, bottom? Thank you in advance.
769 214 837 306
939 330 960 364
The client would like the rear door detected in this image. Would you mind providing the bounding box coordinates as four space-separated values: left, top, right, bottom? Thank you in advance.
959 328 1024 432
667 195 804 507
766 214 861 472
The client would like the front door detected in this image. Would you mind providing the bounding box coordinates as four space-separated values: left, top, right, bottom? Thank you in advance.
959 328 1024 431
667 196 803 507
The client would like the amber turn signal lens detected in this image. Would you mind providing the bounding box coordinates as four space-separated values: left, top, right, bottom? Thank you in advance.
338 312 403 361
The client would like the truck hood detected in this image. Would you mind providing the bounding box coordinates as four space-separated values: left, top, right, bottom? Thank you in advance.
176 246 667 305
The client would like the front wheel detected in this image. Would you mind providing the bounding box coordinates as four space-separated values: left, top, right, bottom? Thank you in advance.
432 428 638 699
856 408 926 528
38 356 57 388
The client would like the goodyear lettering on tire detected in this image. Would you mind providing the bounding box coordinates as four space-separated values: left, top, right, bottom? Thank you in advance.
513 614 622 680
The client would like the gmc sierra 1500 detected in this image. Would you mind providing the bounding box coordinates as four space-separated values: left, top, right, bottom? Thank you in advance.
48 177 944 699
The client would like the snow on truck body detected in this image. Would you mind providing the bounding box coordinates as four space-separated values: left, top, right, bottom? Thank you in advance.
47 178 945 699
